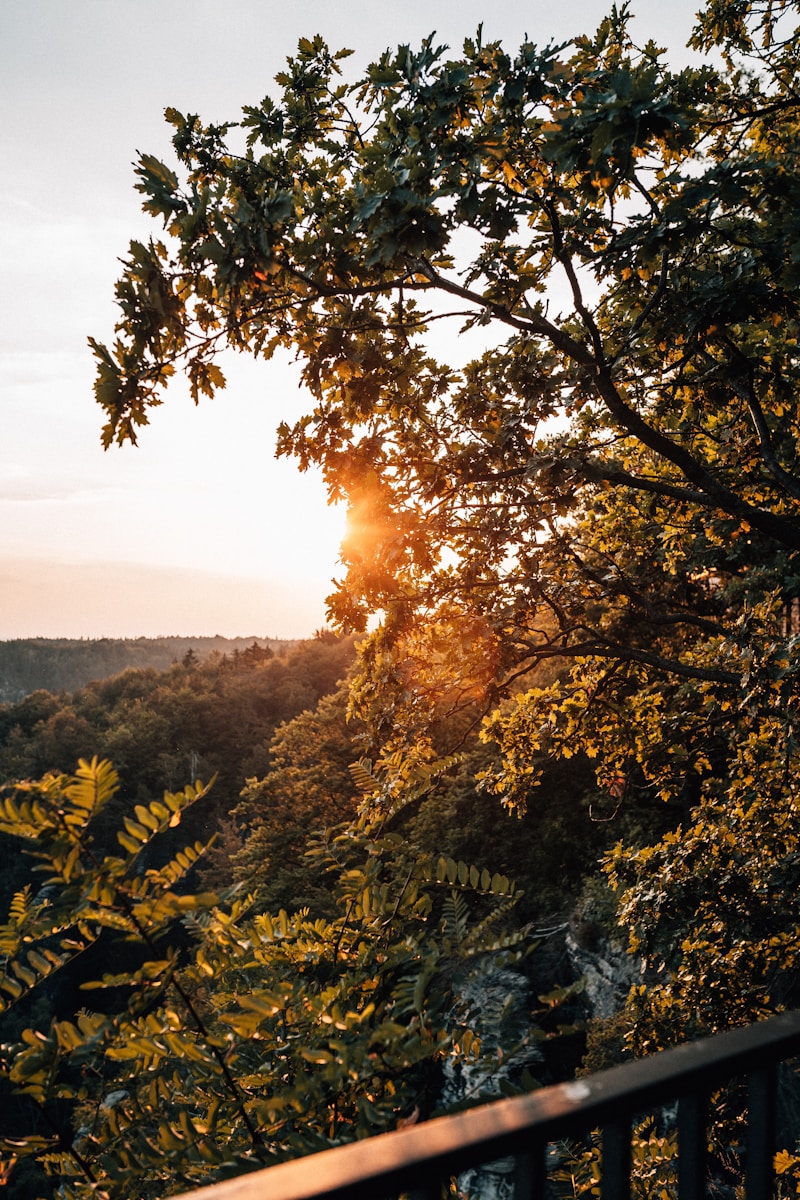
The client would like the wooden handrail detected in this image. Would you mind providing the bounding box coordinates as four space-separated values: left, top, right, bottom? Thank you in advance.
175 1011 800 1200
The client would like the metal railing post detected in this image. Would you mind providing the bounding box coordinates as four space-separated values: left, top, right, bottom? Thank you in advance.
405 1183 444 1200
512 1142 548 1199
678 1091 708 1200
601 1117 632 1200
747 1064 777 1200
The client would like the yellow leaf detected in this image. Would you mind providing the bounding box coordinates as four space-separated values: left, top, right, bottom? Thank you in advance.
775 1150 798 1174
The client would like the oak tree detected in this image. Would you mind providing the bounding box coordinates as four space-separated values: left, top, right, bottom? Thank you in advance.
92 0 800 1039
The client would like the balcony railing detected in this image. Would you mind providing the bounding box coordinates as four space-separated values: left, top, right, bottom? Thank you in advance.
176 1011 800 1200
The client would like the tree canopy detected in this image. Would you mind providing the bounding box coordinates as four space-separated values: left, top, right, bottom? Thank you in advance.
91 0 800 1050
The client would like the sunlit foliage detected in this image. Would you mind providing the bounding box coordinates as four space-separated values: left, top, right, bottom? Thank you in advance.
0 759 542 1197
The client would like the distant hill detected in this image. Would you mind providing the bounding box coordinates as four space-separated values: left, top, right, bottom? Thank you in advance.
0 637 295 703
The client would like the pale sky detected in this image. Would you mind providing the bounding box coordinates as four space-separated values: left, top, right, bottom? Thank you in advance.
1 0 703 639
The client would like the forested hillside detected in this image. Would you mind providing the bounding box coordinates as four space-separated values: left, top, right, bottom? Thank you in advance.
0 637 294 704
0 631 609 927
0 633 356 897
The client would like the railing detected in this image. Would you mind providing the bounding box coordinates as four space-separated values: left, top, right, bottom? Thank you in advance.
177 1011 800 1200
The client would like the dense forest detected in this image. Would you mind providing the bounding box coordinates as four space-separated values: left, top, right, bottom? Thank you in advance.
0 633 619 1198
0 637 293 704
0 634 357 904
3 1 800 1196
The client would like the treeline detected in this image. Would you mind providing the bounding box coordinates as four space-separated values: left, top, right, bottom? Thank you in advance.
0 636 295 703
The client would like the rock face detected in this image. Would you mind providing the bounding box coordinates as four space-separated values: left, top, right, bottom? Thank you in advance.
441 962 543 1107
441 962 543 1200
438 931 641 1198
455 1156 518 1200
565 930 642 1021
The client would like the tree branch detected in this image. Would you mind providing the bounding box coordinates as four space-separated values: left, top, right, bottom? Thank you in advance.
717 331 800 503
